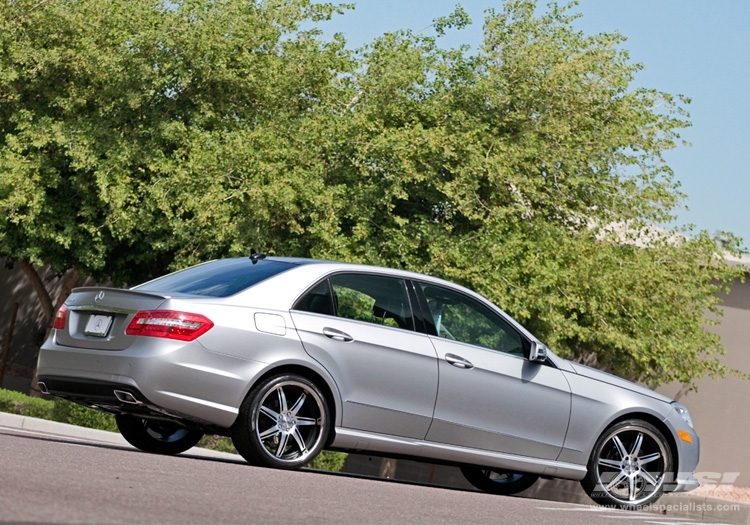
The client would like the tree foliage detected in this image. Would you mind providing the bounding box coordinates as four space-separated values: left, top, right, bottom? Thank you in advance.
0 0 745 388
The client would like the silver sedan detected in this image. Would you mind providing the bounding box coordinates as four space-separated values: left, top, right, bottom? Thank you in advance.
37 255 700 509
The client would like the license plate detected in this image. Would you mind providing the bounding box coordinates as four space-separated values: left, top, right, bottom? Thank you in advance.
84 315 114 337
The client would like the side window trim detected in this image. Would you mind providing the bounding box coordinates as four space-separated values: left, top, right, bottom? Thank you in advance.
410 279 438 336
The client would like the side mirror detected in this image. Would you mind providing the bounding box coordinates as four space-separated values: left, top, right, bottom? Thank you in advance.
529 341 548 363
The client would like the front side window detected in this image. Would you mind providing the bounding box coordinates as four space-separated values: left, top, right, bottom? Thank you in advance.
419 282 524 357
295 273 415 331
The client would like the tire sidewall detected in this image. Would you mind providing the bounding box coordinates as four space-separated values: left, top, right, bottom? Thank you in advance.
115 414 204 455
460 466 539 495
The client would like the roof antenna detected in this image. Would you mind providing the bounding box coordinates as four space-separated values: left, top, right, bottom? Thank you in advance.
249 249 266 264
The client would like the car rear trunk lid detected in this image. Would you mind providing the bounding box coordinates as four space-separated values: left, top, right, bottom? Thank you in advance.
55 287 169 350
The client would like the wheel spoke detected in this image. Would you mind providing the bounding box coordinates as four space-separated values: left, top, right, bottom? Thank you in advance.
612 436 628 459
275 432 290 457
289 427 308 455
605 470 628 490
276 386 289 413
628 474 637 501
258 424 281 440
295 416 321 427
598 458 622 469
289 392 307 416
639 452 661 466
630 432 643 456
639 469 660 486
260 405 279 421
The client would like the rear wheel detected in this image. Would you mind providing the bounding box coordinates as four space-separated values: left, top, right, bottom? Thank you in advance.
232 374 330 469
115 414 204 455
581 419 672 509
460 466 539 495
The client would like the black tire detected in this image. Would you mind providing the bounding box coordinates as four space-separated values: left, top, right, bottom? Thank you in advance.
460 466 539 495
115 414 204 455
231 374 330 469
581 419 673 510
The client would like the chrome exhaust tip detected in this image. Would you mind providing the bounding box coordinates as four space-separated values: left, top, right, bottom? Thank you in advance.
37 382 49 395
113 390 142 405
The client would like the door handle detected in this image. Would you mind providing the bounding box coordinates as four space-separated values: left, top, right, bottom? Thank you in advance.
322 327 353 342
445 353 474 369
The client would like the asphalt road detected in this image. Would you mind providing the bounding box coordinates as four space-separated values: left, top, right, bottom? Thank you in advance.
0 424 735 525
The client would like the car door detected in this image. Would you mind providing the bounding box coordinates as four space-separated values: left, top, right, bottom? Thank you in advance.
290 273 438 439
418 282 572 460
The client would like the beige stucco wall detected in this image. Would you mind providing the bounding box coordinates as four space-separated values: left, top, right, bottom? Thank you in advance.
657 275 750 487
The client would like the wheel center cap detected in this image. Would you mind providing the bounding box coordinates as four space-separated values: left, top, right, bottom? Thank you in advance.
278 412 295 431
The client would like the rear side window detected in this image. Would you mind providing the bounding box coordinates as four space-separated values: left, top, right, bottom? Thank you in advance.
134 259 295 297
294 273 415 331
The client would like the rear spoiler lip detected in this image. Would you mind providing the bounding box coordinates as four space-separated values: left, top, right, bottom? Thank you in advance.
70 286 172 300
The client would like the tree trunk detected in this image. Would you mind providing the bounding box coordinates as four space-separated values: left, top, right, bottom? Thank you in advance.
378 458 398 479
18 259 54 325
18 260 81 396
54 266 80 317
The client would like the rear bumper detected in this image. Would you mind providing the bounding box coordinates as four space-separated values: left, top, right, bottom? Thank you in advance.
36 375 204 424
36 334 262 429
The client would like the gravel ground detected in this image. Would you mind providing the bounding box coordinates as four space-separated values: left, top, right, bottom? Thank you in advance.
692 484 750 504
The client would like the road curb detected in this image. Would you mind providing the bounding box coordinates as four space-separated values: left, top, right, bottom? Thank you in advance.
0 411 128 445
660 492 750 524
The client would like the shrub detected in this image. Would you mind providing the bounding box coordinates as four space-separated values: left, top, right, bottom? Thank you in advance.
309 450 347 472
50 398 118 432
0 388 54 419
197 435 237 454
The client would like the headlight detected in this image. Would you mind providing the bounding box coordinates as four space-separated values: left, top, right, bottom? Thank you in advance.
671 401 694 429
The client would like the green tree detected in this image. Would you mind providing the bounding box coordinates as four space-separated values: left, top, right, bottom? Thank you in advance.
310 0 745 387
0 0 745 390
0 0 350 324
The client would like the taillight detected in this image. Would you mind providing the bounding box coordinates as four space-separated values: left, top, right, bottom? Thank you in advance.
125 310 214 341
53 304 68 330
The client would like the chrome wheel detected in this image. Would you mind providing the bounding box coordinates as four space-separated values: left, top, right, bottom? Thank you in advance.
460 466 539 495
232 374 330 469
583 420 672 509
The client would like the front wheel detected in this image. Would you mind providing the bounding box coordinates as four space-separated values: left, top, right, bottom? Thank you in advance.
460 466 539 495
115 415 204 455
581 419 673 509
231 374 330 469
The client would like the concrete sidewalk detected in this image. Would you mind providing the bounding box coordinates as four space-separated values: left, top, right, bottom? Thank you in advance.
0 411 240 461
2 411 749 524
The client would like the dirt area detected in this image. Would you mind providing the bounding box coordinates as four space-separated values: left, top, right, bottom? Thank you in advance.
689 484 750 504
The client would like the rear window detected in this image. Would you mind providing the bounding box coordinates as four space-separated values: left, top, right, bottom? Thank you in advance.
133 258 295 297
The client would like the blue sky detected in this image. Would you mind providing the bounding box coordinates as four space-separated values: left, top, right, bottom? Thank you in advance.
317 1 750 250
